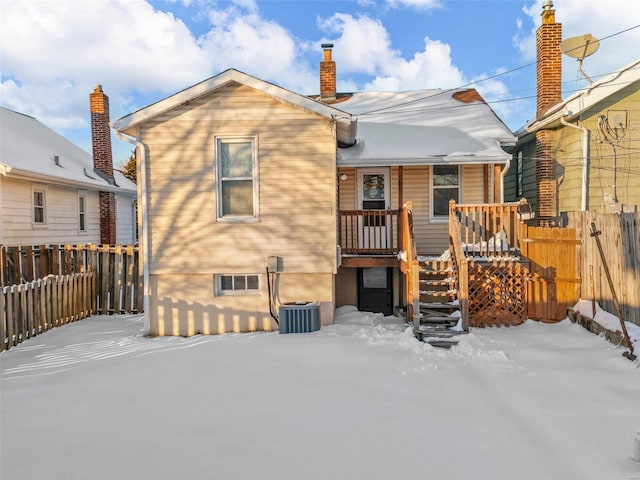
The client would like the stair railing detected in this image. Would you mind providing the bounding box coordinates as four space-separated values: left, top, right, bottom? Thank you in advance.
449 201 470 331
399 202 421 331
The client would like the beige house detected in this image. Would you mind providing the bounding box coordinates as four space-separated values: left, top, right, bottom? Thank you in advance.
1 96 137 246
113 50 515 336
504 2 640 222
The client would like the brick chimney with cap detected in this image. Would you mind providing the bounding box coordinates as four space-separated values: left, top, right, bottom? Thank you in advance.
320 43 336 101
535 1 562 226
89 85 116 244
536 0 562 119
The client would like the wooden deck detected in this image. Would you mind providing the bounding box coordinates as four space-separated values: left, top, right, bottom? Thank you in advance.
340 199 578 335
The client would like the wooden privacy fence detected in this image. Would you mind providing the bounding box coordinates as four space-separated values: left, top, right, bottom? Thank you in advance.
1 272 95 351
566 210 640 326
0 244 143 316
521 226 581 322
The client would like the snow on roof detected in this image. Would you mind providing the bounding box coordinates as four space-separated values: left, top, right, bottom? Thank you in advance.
524 58 640 133
337 89 516 167
112 69 357 146
0 107 136 193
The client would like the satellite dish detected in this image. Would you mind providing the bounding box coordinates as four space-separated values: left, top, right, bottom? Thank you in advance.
560 34 600 84
560 34 600 60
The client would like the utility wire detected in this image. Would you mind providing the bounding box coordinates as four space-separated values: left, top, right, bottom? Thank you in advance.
354 23 640 117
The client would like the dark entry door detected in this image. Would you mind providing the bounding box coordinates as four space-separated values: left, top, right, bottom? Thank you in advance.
358 267 393 315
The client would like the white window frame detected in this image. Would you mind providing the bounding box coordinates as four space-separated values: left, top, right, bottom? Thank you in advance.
78 192 87 233
215 136 259 221
32 186 47 225
215 274 261 296
430 165 461 221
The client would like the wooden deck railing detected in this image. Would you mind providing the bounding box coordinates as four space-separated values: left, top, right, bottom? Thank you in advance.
448 213 470 331
398 202 421 330
448 199 526 258
339 209 400 255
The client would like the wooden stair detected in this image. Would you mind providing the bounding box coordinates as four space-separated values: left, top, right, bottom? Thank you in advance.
414 257 466 348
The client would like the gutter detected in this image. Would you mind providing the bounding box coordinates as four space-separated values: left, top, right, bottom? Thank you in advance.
115 130 150 334
1 167 134 194
560 115 590 211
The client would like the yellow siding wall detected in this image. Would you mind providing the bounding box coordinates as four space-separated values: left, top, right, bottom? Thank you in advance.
556 87 640 213
138 83 338 334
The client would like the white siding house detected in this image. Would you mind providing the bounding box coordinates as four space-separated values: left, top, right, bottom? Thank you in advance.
0 106 137 246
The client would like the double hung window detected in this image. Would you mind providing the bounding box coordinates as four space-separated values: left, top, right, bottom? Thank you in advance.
432 165 460 217
33 189 46 224
217 137 257 219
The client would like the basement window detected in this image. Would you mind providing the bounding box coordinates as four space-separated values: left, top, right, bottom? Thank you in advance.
215 274 260 295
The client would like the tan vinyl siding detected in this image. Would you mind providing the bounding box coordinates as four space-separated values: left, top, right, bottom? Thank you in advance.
148 272 334 336
461 164 485 203
338 167 356 209
140 82 337 275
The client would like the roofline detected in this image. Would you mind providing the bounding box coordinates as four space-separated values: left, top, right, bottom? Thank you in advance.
1 166 137 194
112 68 357 144
526 58 640 133
336 157 511 167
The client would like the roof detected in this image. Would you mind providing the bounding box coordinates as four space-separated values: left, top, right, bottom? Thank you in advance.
524 58 640 134
336 89 516 167
0 107 136 193
112 68 357 146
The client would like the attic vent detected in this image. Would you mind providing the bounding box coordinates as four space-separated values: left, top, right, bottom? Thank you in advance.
53 155 62 167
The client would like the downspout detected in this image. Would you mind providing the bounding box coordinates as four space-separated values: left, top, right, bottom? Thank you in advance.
115 130 150 334
560 116 590 211
499 158 510 203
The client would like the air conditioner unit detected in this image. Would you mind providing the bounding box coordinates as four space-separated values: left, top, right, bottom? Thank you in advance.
279 302 320 334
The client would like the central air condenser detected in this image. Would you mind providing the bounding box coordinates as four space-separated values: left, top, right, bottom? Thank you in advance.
279 302 320 334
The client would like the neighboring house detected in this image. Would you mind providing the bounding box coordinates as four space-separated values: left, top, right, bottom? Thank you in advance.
504 1 640 222
0 87 137 245
112 47 515 336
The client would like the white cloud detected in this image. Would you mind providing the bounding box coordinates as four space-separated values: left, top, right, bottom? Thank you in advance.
319 14 467 91
0 0 210 129
198 3 316 92
515 0 640 88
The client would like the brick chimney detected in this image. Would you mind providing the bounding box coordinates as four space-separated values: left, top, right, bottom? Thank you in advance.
536 0 562 119
320 43 336 101
535 1 562 226
89 85 116 244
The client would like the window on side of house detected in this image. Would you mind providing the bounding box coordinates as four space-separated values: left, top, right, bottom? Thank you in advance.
33 188 46 224
215 274 260 295
216 137 258 220
516 150 524 198
432 165 460 217
78 193 87 232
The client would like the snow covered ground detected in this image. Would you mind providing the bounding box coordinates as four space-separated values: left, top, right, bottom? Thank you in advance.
1 307 639 480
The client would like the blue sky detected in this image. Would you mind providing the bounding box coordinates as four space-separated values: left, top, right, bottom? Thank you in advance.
1 0 639 166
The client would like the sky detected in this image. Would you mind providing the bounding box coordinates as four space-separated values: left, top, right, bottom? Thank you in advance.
2 306 639 479
1 0 639 167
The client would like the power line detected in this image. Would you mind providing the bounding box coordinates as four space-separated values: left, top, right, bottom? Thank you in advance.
355 23 640 117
